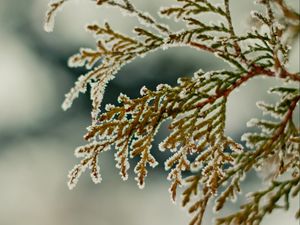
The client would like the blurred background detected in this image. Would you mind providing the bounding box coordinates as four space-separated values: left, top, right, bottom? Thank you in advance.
0 0 299 224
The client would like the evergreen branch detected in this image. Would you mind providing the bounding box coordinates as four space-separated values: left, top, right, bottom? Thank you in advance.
219 94 300 193
216 177 300 225
45 0 300 224
44 0 67 32
96 0 171 35
160 0 226 19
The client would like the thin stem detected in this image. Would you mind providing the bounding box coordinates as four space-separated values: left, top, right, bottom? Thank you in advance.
274 0 300 21
190 40 300 82
194 66 274 109
98 0 170 35
221 94 300 184
224 0 243 58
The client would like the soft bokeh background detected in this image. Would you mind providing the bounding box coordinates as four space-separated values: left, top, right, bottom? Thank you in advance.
0 0 299 224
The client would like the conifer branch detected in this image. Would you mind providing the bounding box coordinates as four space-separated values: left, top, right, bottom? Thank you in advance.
45 0 300 224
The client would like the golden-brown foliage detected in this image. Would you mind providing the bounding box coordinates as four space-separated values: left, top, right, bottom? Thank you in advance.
45 0 300 224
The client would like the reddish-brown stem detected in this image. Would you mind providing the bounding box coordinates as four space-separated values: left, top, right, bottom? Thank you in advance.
190 40 300 82
280 69 300 82
274 0 300 21
190 41 219 54
249 94 300 163
195 66 275 109
220 94 300 184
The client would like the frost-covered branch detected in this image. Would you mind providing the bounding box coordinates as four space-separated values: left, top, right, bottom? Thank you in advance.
45 0 300 224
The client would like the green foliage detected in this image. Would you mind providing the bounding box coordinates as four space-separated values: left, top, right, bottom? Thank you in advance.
45 0 300 224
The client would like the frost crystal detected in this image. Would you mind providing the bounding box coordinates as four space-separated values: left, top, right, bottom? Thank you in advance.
139 85 148 96
62 75 88 111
